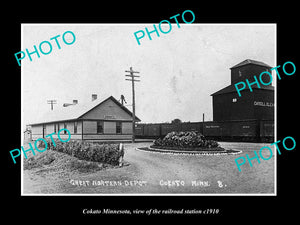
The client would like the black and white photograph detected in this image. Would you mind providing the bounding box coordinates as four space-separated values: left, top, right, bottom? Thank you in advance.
21 23 276 195
3 3 299 221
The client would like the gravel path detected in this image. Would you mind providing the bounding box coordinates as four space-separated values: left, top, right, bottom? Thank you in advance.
22 142 275 195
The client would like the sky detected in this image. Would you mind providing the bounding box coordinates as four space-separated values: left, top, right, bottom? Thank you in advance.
22 23 276 130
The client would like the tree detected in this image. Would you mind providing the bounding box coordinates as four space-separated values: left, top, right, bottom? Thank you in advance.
171 118 182 124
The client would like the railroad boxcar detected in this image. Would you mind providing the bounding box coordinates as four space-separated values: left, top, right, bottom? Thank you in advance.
203 121 222 138
135 124 144 136
259 120 274 142
136 120 274 142
181 122 202 133
229 120 258 141
142 123 161 138
161 123 180 136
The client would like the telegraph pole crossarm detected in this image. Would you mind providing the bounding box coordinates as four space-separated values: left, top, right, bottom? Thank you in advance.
125 79 140 82
125 70 139 74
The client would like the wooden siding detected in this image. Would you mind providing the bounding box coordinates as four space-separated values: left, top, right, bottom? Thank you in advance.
31 120 83 140
33 121 82 135
32 133 132 141
30 96 135 141
45 123 54 134
122 122 132 134
83 120 133 134
104 121 116 134
83 121 97 134
31 124 43 135
231 64 272 85
253 89 274 120
81 98 133 120
83 134 132 140
213 90 255 121
32 134 81 141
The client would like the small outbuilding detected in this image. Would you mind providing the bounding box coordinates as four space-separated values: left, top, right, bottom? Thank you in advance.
23 129 32 141
29 95 141 141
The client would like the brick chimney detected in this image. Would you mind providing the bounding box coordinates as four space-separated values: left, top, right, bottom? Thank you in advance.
73 100 78 104
92 94 97 101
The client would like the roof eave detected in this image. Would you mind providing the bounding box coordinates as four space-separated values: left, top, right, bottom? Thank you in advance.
211 85 274 96
29 96 141 126
230 60 272 69
29 118 80 126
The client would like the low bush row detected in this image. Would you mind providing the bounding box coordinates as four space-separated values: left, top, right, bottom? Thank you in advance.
39 140 122 166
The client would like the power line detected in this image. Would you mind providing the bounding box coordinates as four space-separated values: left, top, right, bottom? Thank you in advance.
125 67 140 143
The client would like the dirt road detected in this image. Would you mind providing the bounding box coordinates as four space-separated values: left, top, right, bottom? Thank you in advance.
22 142 275 194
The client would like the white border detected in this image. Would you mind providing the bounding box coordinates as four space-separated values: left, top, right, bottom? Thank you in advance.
21 23 277 196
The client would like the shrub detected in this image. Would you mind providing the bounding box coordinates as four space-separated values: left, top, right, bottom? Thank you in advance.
153 131 219 149
46 140 122 166
23 152 56 170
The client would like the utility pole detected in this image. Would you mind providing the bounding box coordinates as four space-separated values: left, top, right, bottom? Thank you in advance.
47 100 57 110
125 67 140 143
202 113 205 136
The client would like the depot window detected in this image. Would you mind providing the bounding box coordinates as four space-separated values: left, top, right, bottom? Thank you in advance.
232 98 237 103
116 122 122 134
64 123 67 134
97 121 104 134
74 121 78 134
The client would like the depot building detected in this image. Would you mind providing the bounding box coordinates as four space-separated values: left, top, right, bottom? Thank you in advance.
28 95 140 141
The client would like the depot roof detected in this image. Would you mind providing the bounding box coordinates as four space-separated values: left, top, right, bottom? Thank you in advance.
29 96 141 125
211 84 274 96
230 59 272 69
